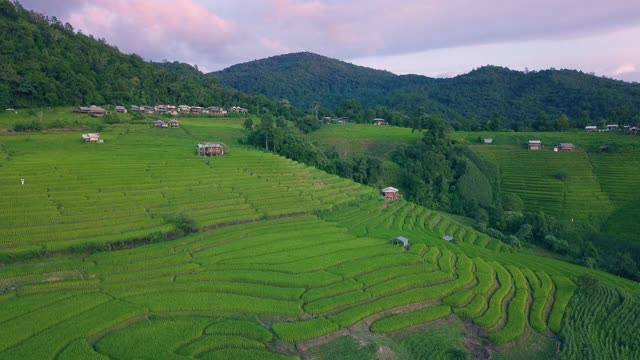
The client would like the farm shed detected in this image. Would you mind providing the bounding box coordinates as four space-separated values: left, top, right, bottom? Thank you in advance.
191 106 204 113
178 105 191 113
372 118 385 125
606 124 619 131
206 107 226 115
153 120 167 128
169 119 180 128
381 187 399 200
88 106 106 116
81 133 101 143
228 106 248 113
197 143 224 156
483 138 494 144
442 235 454 242
391 236 410 248
557 143 575 151
585 125 597 132
528 140 543 151
115 106 127 113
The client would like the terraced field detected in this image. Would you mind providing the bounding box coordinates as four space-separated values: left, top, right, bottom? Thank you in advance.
0 120 639 359
0 121 367 257
471 146 613 221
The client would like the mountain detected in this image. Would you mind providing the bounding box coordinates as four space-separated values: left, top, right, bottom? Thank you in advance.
0 0 294 116
213 52 640 125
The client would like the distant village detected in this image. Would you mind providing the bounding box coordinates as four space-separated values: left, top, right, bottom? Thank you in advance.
75 104 249 117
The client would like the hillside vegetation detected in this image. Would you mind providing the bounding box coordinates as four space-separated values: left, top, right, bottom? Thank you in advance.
0 0 295 117
213 52 640 125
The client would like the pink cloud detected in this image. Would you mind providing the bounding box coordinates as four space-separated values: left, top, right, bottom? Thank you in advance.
66 0 235 59
612 63 637 76
271 0 326 17
260 37 292 54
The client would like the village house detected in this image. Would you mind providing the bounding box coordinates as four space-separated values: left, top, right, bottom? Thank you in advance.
228 106 248 113
77 105 106 116
191 106 204 114
169 119 179 128
391 236 410 249
81 133 101 143
382 187 399 200
372 118 385 125
197 143 224 156
338 117 350 124
115 106 127 113
206 107 227 115
606 124 619 131
143 106 155 114
627 126 639 135
130 105 141 112
321 116 331 124
483 138 494 144
153 120 167 128
585 125 597 132
528 140 543 150
178 105 191 113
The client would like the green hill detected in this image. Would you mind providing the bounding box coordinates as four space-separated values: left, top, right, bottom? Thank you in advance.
213 52 640 125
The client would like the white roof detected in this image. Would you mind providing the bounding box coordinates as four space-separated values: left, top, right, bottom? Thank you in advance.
197 143 223 148
442 235 454 241
529 140 542 144
585 125 597 129
382 187 398 193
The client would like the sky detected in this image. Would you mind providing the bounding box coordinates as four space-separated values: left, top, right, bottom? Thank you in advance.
19 0 640 82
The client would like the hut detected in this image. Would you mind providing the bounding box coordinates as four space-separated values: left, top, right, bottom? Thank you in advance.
197 143 224 156
381 187 399 200
81 133 101 143
88 106 106 116
115 106 127 113
557 143 576 151
153 120 167 128
169 119 180 128
606 124 619 131
442 235 454 242
372 118 385 125
528 140 542 150
178 105 191 113
191 106 204 114
585 125 597 132
483 138 494 144
391 236 410 248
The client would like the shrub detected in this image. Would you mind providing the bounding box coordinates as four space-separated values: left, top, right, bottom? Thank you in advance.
172 212 198 234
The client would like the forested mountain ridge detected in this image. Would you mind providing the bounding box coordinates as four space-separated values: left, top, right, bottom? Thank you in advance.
0 0 294 115
213 52 640 126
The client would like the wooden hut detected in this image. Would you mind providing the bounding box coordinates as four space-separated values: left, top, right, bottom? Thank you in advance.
391 236 410 249
115 106 127 113
169 119 180 128
382 187 399 200
197 143 224 156
557 143 576 151
153 120 167 128
528 140 543 150
81 133 101 143
372 118 385 125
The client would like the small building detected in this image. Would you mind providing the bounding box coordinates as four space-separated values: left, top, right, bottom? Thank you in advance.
585 125 597 132
191 106 204 114
442 235 454 242
206 107 226 115
88 106 106 117
606 124 619 131
153 120 167 128
130 105 141 112
197 143 224 156
337 117 350 124
228 106 249 113
169 119 180 128
627 126 639 135
557 143 576 151
81 133 101 143
115 106 127 113
391 236 410 248
372 118 385 125
143 106 155 114
381 186 399 200
321 116 332 124
483 138 494 144
77 106 91 114
178 105 191 113
528 140 543 150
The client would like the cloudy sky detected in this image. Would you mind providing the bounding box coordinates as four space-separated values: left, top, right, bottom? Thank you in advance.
20 0 640 81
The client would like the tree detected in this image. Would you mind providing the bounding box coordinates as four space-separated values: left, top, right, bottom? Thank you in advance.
243 118 254 130
556 114 570 131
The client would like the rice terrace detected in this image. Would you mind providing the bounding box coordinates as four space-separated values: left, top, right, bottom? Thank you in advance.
2 1 640 359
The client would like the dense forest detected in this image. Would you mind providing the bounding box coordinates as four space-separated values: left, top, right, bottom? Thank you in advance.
0 0 298 118
214 52 640 127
